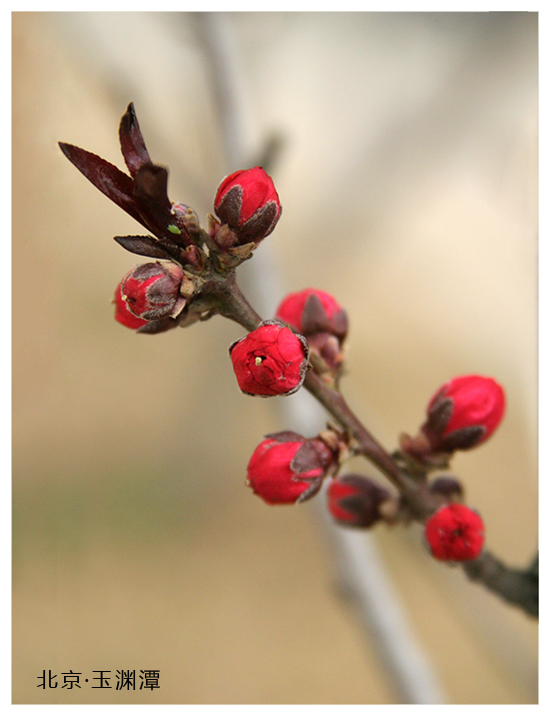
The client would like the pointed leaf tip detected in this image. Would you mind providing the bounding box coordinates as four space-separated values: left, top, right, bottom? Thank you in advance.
119 102 151 178
58 141 147 229
113 234 176 260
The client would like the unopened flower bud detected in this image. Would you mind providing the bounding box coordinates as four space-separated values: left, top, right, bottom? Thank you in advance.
114 281 149 329
119 262 186 322
214 167 281 244
170 202 202 244
276 289 348 374
276 288 348 340
327 474 392 528
246 431 336 505
229 321 309 397
424 503 485 561
423 375 506 453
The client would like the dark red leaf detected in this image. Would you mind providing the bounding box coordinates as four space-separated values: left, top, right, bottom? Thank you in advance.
133 164 174 238
118 103 152 178
113 235 177 260
134 164 171 210
59 142 146 229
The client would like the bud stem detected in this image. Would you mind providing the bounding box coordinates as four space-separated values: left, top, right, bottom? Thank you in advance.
303 372 436 519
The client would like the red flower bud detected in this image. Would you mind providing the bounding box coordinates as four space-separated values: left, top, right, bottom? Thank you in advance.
246 431 336 505
118 262 186 322
214 167 281 244
276 288 348 340
276 289 348 374
229 321 309 397
424 504 485 561
327 475 391 528
114 281 149 329
423 375 506 452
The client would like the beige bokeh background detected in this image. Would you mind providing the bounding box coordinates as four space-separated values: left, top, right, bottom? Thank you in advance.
13 12 537 704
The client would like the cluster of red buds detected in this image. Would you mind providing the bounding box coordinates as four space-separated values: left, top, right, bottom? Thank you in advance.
59 103 282 334
322 374 504 561
60 104 508 567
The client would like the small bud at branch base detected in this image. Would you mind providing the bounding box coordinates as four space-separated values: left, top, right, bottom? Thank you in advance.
327 474 391 528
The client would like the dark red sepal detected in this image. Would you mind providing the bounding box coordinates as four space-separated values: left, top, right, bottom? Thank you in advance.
136 316 180 334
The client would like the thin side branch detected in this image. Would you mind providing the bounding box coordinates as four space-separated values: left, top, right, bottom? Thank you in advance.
217 272 538 619
462 552 538 617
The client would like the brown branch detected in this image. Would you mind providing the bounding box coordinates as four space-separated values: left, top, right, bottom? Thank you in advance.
462 552 538 618
214 272 538 619
303 372 437 520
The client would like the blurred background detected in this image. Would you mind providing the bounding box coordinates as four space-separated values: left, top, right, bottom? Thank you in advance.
12 12 537 704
